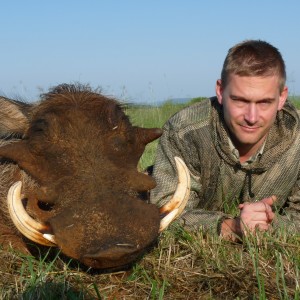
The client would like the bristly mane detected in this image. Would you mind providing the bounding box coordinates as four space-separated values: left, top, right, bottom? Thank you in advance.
41 83 101 98
36 83 130 130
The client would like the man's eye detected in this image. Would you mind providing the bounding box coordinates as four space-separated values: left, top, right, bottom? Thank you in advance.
232 98 247 106
259 101 271 106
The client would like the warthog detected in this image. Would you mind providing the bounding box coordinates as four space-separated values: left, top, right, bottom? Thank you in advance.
0 84 190 270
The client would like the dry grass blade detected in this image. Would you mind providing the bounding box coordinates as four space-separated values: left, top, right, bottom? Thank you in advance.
0 224 299 299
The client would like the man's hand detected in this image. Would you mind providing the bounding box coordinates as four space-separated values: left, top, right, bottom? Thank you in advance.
238 195 276 232
221 196 276 241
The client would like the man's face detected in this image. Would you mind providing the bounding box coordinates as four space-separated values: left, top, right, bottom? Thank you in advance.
216 74 288 153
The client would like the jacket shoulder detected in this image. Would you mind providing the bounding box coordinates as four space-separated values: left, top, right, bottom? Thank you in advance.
165 97 215 133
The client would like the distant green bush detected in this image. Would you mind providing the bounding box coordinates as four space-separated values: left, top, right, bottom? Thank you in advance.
187 96 207 105
290 95 300 109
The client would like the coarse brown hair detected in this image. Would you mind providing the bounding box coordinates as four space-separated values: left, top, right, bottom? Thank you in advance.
221 40 286 92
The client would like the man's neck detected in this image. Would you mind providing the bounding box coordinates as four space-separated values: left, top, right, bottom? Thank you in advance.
231 137 266 164
239 152 255 164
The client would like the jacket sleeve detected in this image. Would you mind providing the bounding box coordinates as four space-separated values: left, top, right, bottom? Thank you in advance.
273 177 300 233
150 120 230 235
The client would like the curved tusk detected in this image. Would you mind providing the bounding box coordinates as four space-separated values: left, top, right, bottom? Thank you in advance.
43 233 56 244
7 181 56 247
159 208 179 233
159 157 190 232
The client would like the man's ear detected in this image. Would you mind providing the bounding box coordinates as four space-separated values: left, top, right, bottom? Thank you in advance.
278 86 288 111
215 79 223 105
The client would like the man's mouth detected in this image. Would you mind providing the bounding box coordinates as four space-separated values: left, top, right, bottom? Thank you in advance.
239 124 261 132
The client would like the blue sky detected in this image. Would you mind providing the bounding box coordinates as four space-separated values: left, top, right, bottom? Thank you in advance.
1 1 300 104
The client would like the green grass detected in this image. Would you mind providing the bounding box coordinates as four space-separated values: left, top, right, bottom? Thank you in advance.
1 96 300 299
1 226 299 299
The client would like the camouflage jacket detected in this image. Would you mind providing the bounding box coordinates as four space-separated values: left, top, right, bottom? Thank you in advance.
150 97 300 235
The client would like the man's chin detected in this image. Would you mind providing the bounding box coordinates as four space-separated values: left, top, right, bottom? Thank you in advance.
235 136 267 151
231 131 266 148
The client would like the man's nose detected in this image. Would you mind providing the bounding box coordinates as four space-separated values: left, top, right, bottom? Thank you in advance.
244 104 258 124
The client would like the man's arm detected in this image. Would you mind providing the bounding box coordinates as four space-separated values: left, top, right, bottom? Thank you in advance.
271 180 300 234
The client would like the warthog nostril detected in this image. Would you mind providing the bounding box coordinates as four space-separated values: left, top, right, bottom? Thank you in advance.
37 201 54 211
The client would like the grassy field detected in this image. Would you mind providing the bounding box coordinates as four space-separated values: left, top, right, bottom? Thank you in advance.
0 97 299 299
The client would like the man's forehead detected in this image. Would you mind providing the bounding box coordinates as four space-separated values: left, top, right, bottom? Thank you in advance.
224 74 282 96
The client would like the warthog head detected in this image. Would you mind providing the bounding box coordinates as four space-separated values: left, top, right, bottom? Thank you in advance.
0 84 190 270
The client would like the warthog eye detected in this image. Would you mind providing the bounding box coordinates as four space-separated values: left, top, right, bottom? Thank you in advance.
30 119 48 134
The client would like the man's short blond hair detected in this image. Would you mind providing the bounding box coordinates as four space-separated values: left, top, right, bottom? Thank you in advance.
221 40 286 92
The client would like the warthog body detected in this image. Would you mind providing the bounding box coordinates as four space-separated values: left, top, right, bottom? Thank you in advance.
0 84 164 269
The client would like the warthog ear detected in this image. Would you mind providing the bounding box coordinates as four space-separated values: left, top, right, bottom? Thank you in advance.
0 141 48 183
0 96 31 137
127 170 157 191
136 127 163 145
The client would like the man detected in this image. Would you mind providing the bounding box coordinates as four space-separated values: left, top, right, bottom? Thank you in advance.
150 40 300 241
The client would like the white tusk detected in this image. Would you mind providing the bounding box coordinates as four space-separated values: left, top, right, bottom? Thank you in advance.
159 208 178 232
7 181 56 247
159 157 190 232
43 233 56 244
